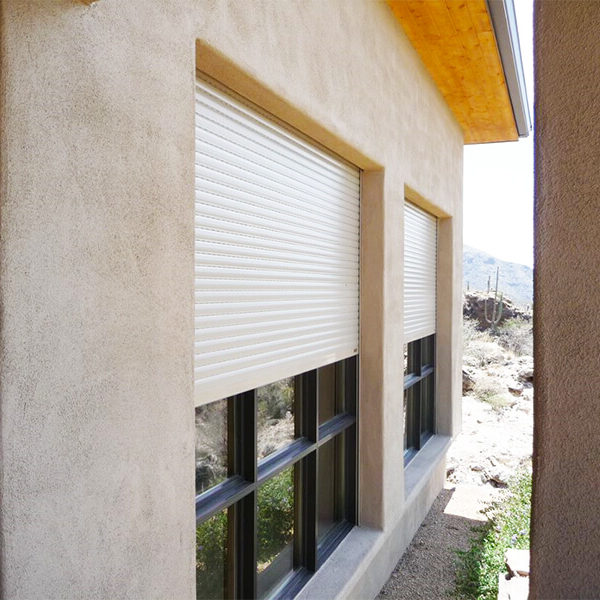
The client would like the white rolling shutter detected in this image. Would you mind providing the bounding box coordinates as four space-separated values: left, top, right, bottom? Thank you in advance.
195 77 360 406
404 202 437 343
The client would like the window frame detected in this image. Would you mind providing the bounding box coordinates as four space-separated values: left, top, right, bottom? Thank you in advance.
403 335 435 465
195 356 358 600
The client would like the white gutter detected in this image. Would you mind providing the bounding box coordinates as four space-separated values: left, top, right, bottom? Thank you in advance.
487 0 532 137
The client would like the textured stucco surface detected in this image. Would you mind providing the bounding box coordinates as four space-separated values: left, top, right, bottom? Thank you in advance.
531 1 600 597
0 1 463 598
0 3 197 598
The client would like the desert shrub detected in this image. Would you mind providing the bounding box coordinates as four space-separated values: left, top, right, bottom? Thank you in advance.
195 401 228 493
465 340 506 368
463 318 489 345
257 377 294 427
455 469 532 600
472 377 512 411
496 318 533 357
463 319 506 368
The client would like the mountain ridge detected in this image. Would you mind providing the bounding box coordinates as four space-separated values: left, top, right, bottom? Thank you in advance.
463 245 533 306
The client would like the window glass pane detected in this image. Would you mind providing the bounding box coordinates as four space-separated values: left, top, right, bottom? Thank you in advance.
318 435 346 541
403 344 408 375
422 335 435 366
195 399 228 495
318 439 336 539
404 384 418 453
421 373 435 437
257 377 295 460
319 361 347 425
406 339 419 375
196 509 228 600
257 467 295 599
318 362 336 424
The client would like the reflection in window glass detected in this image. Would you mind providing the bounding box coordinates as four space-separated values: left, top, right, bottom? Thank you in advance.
196 509 228 600
404 385 418 454
257 377 295 460
319 440 335 539
421 373 435 438
318 436 346 541
195 399 228 495
318 362 336 424
406 341 418 376
318 360 348 425
422 335 435 366
257 467 295 598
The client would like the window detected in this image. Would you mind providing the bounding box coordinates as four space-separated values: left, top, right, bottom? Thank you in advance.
403 335 435 464
403 201 437 464
195 356 357 600
194 75 360 599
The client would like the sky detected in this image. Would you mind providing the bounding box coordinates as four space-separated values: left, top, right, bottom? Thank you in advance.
462 0 534 267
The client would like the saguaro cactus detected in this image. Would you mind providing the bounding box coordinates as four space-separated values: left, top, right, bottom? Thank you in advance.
484 267 504 331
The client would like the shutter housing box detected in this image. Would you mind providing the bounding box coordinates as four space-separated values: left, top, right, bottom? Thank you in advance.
195 78 360 406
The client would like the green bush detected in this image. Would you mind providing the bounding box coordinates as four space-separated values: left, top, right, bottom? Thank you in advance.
196 511 227 599
196 468 294 595
455 469 532 600
258 468 294 567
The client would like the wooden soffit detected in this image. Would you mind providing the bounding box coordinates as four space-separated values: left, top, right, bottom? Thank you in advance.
387 0 518 144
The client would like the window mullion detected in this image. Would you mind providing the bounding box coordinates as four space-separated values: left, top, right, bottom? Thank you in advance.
346 354 358 522
303 370 318 443
346 355 358 417
236 391 257 483
234 390 257 599
236 491 257 599
346 423 357 524
302 451 318 572
300 369 318 573
417 380 423 450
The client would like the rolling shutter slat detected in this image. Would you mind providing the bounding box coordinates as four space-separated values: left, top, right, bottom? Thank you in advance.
404 202 437 343
195 78 360 406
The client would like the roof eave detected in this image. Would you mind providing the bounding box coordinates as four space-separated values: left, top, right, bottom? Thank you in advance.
487 0 532 137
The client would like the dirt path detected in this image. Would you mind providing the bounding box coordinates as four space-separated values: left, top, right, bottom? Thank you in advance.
378 392 533 599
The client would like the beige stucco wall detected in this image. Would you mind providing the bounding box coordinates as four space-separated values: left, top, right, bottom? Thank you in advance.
531 1 600 597
0 1 463 598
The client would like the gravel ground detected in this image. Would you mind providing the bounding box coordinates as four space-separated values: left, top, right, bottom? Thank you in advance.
377 485 495 600
377 390 533 600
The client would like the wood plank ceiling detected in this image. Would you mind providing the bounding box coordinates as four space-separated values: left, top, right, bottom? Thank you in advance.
387 0 518 144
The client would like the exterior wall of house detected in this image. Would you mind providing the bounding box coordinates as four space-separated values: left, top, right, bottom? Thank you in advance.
531 2 600 597
0 1 463 598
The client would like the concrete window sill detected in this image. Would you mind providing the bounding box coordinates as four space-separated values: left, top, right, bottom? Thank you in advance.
404 434 452 501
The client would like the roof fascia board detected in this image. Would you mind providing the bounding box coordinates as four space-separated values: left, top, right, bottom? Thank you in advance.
487 0 532 137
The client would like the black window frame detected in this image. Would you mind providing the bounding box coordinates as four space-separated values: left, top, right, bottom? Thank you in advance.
403 335 435 465
195 355 358 600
